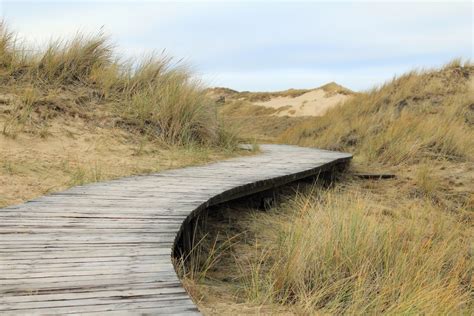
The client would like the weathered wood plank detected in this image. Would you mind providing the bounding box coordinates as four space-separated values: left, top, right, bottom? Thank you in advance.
0 144 351 314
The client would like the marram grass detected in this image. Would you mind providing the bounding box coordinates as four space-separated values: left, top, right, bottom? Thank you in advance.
0 21 235 147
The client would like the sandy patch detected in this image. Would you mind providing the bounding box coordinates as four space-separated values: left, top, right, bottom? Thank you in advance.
254 89 352 117
0 119 238 208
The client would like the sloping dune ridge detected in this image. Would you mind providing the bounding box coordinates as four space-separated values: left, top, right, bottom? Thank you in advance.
209 82 355 117
254 88 352 117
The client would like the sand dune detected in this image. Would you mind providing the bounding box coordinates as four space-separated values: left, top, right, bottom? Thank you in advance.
254 88 352 117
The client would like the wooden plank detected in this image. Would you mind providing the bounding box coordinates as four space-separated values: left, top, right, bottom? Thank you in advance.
1 262 173 278
1 276 182 292
0 272 181 286
1 287 189 303
0 247 170 258
0 300 200 315
0 281 184 296
0 144 351 314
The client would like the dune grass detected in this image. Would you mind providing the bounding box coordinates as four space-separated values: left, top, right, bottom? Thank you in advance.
0 21 243 208
238 182 472 314
0 21 235 147
280 60 474 165
179 61 473 314
179 171 472 314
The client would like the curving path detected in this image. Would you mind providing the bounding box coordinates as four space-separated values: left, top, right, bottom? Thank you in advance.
0 145 351 315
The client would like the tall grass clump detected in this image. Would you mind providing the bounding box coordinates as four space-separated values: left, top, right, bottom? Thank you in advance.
0 22 236 147
33 34 114 86
116 61 219 145
280 60 474 165
242 185 472 314
0 22 27 81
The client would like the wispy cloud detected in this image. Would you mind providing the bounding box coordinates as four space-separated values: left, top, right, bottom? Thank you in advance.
1 1 472 91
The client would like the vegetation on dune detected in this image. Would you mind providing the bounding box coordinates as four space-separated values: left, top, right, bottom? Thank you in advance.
208 82 354 103
318 81 354 96
246 185 471 314
178 61 474 315
280 60 474 165
0 22 242 207
217 98 316 144
0 22 235 147
214 81 356 143
181 172 473 314
184 178 472 314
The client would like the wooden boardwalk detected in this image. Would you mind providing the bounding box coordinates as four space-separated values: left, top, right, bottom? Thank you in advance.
0 145 351 315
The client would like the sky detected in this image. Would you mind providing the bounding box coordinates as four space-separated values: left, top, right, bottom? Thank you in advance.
0 0 472 91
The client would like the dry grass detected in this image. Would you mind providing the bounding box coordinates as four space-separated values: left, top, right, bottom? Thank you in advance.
216 83 355 141
179 61 474 315
0 21 244 208
179 171 473 315
243 181 471 314
318 81 354 96
0 22 236 147
218 99 311 143
280 60 474 166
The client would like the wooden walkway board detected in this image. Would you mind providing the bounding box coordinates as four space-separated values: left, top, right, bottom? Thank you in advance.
0 145 351 315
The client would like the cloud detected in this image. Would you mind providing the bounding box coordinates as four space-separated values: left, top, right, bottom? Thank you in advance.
200 61 445 92
1 1 472 91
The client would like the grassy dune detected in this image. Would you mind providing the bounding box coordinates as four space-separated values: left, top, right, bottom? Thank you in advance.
281 60 474 165
0 22 235 145
218 99 309 143
181 61 473 314
209 82 353 102
0 22 240 207
215 82 354 142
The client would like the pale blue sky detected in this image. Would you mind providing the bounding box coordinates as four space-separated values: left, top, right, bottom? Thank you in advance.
1 1 472 91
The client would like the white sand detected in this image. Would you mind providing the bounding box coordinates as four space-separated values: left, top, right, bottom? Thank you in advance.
254 89 352 117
